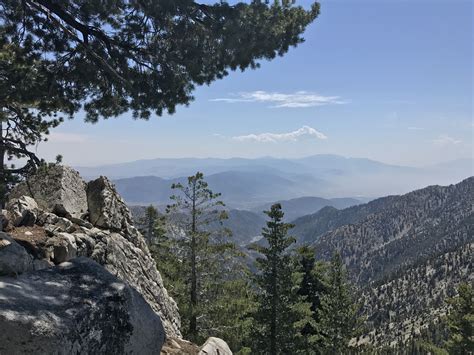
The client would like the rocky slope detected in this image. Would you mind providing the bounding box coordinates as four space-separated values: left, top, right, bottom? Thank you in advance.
2 165 181 337
291 195 401 245
358 242 473 348
306 177 473 348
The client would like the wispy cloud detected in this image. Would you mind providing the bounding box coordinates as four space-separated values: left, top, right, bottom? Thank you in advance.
432 135 462 146
408 126 424 130
48 132 88 143
211 91 346 108
232 126 328 143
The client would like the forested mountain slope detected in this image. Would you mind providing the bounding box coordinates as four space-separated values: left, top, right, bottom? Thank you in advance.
291 197 397 245
358 242 473 348
311 177 473 284
299 177 474 349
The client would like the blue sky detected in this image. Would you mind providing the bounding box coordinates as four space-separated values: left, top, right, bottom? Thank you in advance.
39 0 473 167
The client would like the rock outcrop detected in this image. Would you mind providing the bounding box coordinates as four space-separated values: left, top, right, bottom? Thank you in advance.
9 165 88 219
0 258 165 354
199 337 233 355
0 232 33 276
1 165 181 340
87 176 133 231
6 196 38 227
161 337 233 355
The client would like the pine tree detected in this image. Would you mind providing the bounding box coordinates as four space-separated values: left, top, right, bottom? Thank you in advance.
293 245 329 353
251 203 312 354
0 43 69 206
445 283 473 354
167 172 238 343
205 268 256 353
318 252 361 353
1 1 319 197
140 205 160 246
147 209 186 305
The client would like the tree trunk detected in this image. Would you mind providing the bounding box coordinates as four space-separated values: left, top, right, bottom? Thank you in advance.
270 224 278 355
189 182 198 340
0 119 6 209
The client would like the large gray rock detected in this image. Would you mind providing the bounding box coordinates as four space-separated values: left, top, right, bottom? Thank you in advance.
87 176 133 230
6 195 38 227
9 165 88 219
87 176 146 249
0 232 33 276
199 337 233 355
90 231 181 338
0 257 165 354
46 233 78 264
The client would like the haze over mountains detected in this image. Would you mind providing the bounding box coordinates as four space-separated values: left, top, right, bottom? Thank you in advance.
76 154 473 208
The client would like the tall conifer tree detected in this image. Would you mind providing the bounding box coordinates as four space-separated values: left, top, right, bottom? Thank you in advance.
167 172 242 343
251 203 312 354
293 245 329 353
318 252 360 353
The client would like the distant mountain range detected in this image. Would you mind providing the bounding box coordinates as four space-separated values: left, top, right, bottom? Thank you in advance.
130 195 362 246
76 155 473 208
251 196 362 221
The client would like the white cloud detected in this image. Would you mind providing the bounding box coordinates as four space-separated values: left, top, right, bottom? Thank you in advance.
232 126 328 143
48 132 89 143
432 135 462 146
211 91 345 108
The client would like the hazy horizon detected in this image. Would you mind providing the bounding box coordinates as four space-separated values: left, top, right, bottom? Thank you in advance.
35 0 472 168
74 153 473 170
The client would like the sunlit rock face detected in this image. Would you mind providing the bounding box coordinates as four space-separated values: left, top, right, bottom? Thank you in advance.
1 165 182 342
8 165 88 219
0 258 165 354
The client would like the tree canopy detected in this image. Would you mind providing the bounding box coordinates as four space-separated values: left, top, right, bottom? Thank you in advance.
0 0 319 203
1 0 320 121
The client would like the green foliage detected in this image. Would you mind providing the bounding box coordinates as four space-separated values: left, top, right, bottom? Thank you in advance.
148 209 186 303
205 276 256 352
139 205 160 245
0 41 75 196
318 252 361 354
293 245 329 352
250 203 313 354
446 283 474 354
166 172 252 346
0 163 20 207
415 340 449 355
0 0 319 203
1 0 319 121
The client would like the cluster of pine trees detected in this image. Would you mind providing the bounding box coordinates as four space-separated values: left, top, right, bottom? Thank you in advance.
140 172 473 354
140 172 361 353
